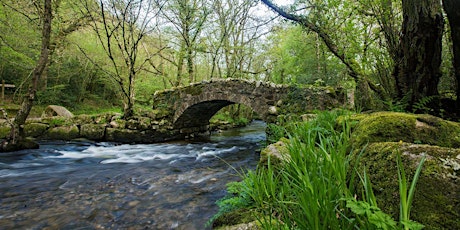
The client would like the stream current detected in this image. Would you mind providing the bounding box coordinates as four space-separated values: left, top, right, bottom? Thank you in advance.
0 121 265 229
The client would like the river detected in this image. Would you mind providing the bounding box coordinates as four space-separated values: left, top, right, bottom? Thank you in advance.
0 121 266 229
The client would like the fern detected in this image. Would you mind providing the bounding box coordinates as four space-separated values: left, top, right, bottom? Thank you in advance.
412 96 437 113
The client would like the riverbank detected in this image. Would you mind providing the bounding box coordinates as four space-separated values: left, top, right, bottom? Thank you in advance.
212 110 460 229
0 104 251 144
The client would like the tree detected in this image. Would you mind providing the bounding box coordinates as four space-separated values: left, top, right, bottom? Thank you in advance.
0 0 52 152
443 0 460 111
158 0 209 86
262 0 450 112
394 0 444 111
80 0 160 118
261 0 390 109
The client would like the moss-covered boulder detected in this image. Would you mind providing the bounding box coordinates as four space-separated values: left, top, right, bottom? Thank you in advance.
350 112 460 148
126 116 151 130
259 138 290 168
214 221 259 230
80 124 106 140
356 142 459 229
212 209 259 230
24 123 48 137
72 114 94 125
105 128 161 143
45 125 80 140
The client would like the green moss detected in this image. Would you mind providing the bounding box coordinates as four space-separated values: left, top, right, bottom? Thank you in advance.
351 112 460 148
212 209 258 229
24 123 48 137
0 125 11 139
41 117 70 127
80 124 106 140
183 84 203 96
45 125 80 140
355 142 460 229
259 138 289 168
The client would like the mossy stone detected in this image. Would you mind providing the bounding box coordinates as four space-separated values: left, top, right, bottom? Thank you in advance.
212 209 259 230
24 123 48 137
45 125 80 140
351 112 460 148
356 142 459 229
72 114 93 125
259 138 290 168
80 124 106 140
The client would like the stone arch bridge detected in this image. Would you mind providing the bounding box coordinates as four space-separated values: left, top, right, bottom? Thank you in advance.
152 78 348 138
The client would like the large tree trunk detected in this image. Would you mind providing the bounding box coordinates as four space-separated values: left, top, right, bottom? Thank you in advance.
0 0 52 152
442 0 460 112
395 0 444 111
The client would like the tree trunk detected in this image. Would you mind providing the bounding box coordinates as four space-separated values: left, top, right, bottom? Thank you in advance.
123 71 136 119
1 0 52 152
442 0 460 112
395 0 444 111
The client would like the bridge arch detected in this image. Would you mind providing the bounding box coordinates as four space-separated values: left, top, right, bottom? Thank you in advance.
173 97 273 130
152 78 346 138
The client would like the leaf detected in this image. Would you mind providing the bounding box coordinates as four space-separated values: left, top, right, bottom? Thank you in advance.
368 210 398 230
345 199 370 215
401 220 425 230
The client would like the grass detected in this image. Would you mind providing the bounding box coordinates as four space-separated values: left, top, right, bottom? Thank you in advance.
213 110 426 229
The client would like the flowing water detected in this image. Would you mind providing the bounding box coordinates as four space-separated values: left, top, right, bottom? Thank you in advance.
0 121 266 229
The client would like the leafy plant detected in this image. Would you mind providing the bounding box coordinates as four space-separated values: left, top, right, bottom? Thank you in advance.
412 96 437 114
347 152 426 230
397 153 426 230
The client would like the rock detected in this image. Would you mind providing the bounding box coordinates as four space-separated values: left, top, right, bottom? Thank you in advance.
126 117 151 130
80 124 106 140
259 139 290 168
356 142 459 229
0 137 39 152
72 114 93 125
43 105 74 118
24 123 48 137
45 125 80 140
214 221 259 230
300 114 317 121
268 106 278 115
350 112 460 148
212 209 259 230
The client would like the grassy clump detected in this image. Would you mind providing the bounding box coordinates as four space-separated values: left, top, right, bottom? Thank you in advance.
212 110 426 229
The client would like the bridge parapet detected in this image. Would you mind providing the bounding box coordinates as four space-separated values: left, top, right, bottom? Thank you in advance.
152 78 348 138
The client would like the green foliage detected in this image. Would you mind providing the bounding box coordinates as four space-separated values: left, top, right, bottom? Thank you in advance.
207 179 254 226
221 111 356 229
397 153 426 230
346 151 426 230
48 117 67 127
265 25 345 85
265 123 286 144
218 111 429 229
344 198 397 230
412 96 437 114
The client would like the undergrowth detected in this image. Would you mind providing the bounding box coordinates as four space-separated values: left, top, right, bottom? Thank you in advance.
212 110 426 229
